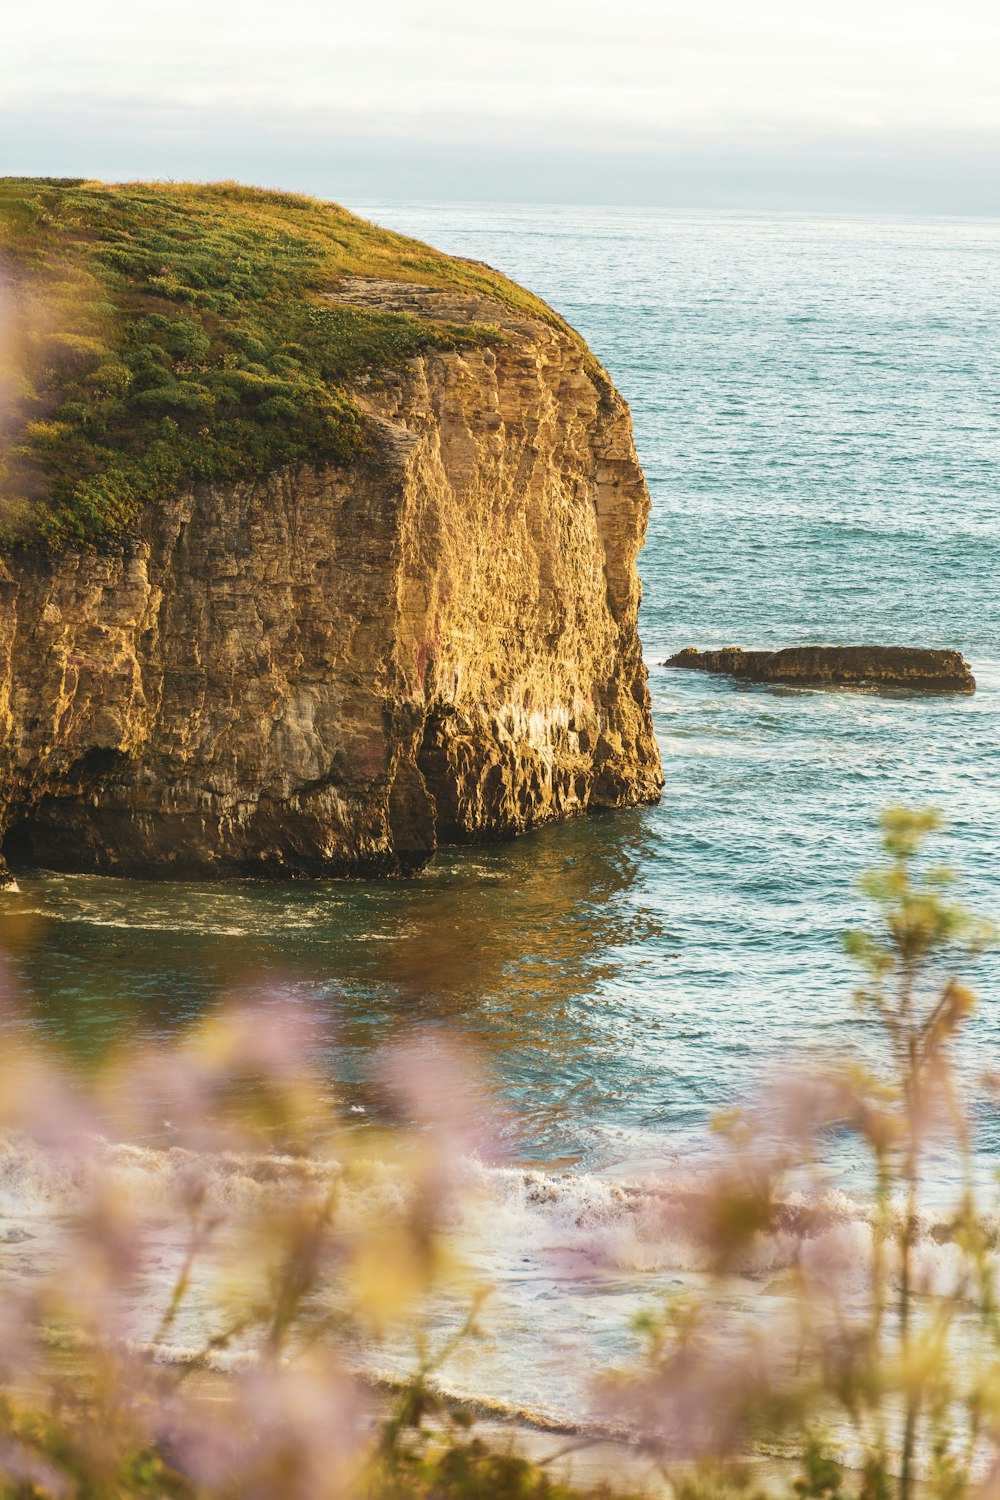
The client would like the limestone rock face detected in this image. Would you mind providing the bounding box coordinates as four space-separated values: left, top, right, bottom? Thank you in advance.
664 645 975 695
0 283 662 880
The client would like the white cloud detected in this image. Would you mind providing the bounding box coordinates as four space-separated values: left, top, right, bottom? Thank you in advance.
2 0 998 209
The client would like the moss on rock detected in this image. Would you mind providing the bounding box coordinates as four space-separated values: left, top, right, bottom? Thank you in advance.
0 179 595 550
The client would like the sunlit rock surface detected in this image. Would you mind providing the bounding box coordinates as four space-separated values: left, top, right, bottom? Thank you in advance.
0 281 662 880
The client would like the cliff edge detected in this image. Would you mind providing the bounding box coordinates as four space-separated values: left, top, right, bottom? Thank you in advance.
0 181 662 879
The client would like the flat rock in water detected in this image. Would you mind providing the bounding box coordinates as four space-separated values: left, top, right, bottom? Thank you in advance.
663 645 976 694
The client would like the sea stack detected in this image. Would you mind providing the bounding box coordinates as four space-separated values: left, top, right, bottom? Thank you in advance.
664 645 976 694
0 180 662 881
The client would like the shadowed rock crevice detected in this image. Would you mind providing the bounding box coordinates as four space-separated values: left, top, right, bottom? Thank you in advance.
416 701 598 844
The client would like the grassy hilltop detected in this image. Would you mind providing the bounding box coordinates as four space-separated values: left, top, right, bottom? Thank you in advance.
0 179 588 551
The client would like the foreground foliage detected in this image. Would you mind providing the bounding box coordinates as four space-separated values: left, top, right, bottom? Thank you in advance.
0 987 624 1498
0 809 993 1499
0 179 593 549
603 809 997 1500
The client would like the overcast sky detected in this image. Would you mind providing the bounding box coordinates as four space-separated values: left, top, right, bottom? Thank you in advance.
4 0 999 212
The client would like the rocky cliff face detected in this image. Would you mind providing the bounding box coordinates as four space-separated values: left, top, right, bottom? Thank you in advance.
0 280 662 881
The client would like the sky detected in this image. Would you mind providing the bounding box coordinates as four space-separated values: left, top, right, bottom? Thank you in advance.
3 0 999 213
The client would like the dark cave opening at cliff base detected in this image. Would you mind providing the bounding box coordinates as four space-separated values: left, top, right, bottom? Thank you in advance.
0 748 135 879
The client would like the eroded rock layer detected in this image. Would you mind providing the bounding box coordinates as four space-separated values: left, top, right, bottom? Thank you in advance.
0 284 662 881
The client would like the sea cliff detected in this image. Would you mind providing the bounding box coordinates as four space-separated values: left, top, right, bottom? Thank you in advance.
0 182 662 880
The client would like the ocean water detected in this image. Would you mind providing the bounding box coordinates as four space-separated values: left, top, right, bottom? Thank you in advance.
1 205 998 1425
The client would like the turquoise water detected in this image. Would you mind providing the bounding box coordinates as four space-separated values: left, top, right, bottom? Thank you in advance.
1 206 998 1421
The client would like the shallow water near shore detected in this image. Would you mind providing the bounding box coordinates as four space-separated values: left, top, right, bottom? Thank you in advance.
1 205 998 1427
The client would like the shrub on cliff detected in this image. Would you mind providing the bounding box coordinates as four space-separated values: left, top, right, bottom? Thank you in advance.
0 180 594 551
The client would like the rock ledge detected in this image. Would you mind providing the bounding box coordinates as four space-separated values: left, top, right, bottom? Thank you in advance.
664 645 975 695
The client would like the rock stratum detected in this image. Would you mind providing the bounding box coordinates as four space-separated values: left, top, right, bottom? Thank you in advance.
0 182 662 882
664 645 975 695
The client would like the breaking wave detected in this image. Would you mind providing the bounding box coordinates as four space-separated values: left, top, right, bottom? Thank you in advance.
0 1131 975 1286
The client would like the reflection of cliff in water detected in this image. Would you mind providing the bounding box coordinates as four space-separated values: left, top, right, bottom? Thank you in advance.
1 811 662 1164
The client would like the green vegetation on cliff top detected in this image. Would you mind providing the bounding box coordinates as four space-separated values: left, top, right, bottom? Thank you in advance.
0 178 592 550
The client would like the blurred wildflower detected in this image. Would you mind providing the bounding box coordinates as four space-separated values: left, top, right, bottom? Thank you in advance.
0 991 497 1498
0 807 993 1500
601 809 998 1500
